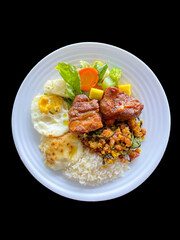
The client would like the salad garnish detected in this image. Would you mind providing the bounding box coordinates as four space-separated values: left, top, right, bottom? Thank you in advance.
55 60 123 102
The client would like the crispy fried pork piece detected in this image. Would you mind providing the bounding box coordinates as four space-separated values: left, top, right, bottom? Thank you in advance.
100 87 144 123
69 94 103 133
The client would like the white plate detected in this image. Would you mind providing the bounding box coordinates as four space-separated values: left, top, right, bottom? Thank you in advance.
12 42 171 201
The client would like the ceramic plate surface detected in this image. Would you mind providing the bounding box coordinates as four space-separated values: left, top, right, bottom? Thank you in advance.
12 42 171 201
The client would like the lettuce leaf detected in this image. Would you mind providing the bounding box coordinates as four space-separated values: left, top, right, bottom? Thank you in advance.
55 62 82 100
109 67 122 85
65 82 75 99
101 67 122 89
101 76 117 90
93 62 108 85
80 60 91 69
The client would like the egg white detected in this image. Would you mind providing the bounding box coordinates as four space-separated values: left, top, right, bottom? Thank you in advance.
31 94 69 137
43 79 69 98
39 133 83 170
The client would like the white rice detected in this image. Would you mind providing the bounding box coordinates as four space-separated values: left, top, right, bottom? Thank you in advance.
62 149 129 186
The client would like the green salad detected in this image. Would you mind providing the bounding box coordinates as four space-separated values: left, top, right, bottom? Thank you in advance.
55 60 122 102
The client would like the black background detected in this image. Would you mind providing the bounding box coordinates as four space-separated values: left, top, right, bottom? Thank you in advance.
6 4 177 234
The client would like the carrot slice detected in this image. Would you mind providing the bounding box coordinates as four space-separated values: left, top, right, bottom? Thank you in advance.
79 67 99 91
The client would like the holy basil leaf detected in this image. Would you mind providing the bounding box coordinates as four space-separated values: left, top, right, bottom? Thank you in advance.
130 136 142 150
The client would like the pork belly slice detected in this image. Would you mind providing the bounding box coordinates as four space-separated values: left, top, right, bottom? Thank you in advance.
69 94 103 133
100 87 144 123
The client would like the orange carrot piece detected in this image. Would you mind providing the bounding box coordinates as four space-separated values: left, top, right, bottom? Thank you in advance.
79 67 99 91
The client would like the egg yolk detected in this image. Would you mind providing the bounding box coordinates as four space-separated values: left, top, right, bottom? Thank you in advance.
38 95 61 114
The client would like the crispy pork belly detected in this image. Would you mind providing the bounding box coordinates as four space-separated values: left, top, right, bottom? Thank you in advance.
69 94 103 133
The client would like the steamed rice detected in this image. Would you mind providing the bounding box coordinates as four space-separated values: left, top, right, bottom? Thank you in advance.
62 149 129 186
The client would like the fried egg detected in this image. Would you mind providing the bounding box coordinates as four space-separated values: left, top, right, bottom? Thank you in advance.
39 132 83 170
31 94 69 137
43 79 69 98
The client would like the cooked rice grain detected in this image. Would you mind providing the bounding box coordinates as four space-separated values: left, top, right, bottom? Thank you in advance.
62 149 129 186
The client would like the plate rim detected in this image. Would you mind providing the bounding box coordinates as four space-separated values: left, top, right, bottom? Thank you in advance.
11 42 171 201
